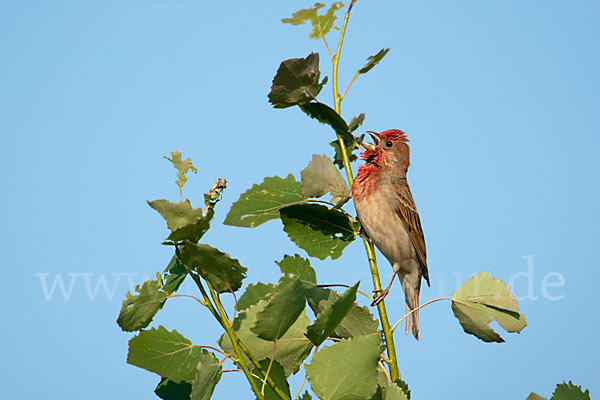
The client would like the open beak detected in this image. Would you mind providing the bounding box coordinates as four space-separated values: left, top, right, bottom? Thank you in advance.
358 131 381 151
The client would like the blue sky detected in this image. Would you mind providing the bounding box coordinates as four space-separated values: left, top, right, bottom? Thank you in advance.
1 1 599 399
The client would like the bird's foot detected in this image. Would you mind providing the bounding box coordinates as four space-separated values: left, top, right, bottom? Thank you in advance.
371 288 390 306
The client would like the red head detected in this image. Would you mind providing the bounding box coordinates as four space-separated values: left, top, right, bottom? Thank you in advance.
352 129 411 198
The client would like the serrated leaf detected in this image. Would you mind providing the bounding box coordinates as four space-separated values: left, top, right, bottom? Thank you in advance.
551 381 591 400
299 102 354 144
164 151 197 189
280 204 356 260
224 174 305 228
163 255 187 294
251 360 291 400
527 393 548 400
383 382 409 400
218 300 313 377
237 283 278 311
127 326 206 382
451 271 527 342
348 113 366 132
178 242 247 293
276 254 317 288
393 380 410 400
155 378 192 400
251 279 306 340
306 287 379 339
306 333 381 400
268 53 327 108
305 282 359 346
301 154 350 203
358 49 390 74
282 2 344 39
190 352 222 400
117 275 168 332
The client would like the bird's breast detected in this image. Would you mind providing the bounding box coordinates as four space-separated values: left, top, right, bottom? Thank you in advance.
354 185 417 272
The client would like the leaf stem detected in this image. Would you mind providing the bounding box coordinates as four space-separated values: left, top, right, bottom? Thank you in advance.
175 248 266 399
204 279 290 400
316 283 373 301
168 294 208 306
329 0 401 382
341 71 359 100
364 239 400 380
204 280 266 400
294 374 308 400
390 297 453 333
235 340 291 400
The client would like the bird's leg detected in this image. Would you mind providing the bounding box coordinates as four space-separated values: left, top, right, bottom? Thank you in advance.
372 271 397 306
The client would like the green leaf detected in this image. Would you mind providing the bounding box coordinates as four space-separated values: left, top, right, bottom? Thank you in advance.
162 255 187 294
306 333 381 400
551 381 591 400
167 208 214 243
298 102 354 144
348 113 366 132
127 326 206 382
527 394 548 400
301 154 350 203
383 382 409 400
329 139 358 169
305 282 359 346
224 174 305 227
190 352 222 400
218 299 313 377
276 254 317 288
280 204 356 260
393 380 411 400
268 53 327 108
358 49 390 74
306 287 379 339
251 360 291 400
451 271 527 343
155 378 192 400
282 2 344 39
178 242 247 293
251 279 306 340
164 151 197 189
148 199 213 243
148 199 204 231
117 275 168 332
326 111 363 170
237 282 278 311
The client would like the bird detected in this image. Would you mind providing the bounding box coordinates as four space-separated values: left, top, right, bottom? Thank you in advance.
352 129 430 340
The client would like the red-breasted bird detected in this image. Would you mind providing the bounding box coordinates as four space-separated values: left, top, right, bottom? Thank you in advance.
352 129 430 340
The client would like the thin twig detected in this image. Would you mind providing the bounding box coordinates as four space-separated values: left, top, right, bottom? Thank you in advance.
294 374 308 400
219 352 236 366
316 16 334 60
341 71 359 100
390 297 453 333
261 341 278 395
316 284 374 301
193 345 230 357
227 282 239 317
168 294 207 306
378 360 392 384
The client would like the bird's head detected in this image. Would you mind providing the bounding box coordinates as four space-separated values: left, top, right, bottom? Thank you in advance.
360 129 410 171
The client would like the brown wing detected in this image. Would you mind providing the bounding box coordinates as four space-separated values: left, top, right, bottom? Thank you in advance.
392 179 430 286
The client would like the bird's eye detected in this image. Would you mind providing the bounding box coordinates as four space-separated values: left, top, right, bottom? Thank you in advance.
385 141 393 148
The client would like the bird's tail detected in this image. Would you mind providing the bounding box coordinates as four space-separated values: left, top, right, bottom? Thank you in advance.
400 270 422 340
